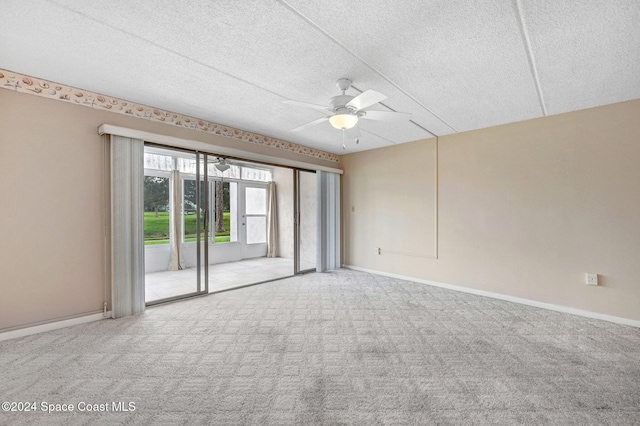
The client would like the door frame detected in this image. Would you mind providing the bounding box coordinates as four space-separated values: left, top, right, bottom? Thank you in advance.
144 145 209 306
239 181 269 259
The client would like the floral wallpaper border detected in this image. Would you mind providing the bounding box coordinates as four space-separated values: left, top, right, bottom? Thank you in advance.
0 69 339 163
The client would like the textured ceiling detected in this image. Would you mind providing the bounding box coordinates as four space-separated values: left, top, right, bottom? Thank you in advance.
1 0 638 154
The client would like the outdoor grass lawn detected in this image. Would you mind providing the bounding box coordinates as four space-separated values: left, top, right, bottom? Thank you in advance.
144 211 231 244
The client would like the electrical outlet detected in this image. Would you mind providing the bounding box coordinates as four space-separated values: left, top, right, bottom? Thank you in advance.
586 273 598 286
377 247 381 255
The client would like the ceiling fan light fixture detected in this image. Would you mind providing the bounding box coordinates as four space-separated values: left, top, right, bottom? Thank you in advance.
214 158 231 172
329 113 358 130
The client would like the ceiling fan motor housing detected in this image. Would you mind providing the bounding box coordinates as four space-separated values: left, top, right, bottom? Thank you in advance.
330 94 357 113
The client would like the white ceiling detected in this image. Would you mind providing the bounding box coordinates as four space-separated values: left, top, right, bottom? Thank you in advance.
1 0 638 155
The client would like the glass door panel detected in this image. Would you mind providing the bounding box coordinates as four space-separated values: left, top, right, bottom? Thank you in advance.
143 145 208 304
183 179 206 243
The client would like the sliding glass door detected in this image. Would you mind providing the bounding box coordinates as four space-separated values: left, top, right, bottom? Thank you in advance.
144 145 324 301
143 145 208 304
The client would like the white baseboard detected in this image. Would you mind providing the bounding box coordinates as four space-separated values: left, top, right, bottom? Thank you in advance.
344 265 640 328
0 311 113 342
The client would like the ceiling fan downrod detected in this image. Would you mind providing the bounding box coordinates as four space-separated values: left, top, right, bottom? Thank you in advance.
336 78 352 94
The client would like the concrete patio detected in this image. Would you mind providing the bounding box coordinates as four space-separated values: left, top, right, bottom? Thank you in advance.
145 256 294 302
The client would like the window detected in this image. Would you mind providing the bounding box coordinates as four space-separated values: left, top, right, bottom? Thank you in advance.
143 174 170 245
241 167 272 182
210 180 237 243
143 151 270 246
182 179 206 243
245 186 267 244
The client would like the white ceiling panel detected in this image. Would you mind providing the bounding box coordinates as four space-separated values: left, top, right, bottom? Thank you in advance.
519 0 640 115
1 0 638 155
282 0 545 131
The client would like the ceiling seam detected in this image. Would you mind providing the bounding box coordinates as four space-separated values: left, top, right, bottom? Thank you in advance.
45 0 295 104
351 84 437 138
276 0 457 134
513 0 548 116
45 0 439 147
45 1 358 154
360 127 396 145
406 121 437 138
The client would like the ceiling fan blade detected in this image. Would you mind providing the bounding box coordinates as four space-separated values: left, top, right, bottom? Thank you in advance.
346 90 387 110
290 116 329 132
283 99 332 114
361 110 411 122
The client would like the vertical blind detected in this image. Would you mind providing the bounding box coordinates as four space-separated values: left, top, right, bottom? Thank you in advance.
111 135 145 318
317 171 341 271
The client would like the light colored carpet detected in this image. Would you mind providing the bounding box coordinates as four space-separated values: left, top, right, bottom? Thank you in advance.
1 269 639 425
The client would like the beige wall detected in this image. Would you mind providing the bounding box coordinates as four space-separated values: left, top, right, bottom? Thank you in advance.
0 89 335 331
273 166 294 259
342 99 640 322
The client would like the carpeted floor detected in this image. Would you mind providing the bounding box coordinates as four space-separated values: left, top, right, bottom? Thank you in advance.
1 269 639 425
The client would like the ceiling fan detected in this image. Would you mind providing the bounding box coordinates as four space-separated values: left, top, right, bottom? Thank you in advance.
211 156 231 172
284 78 411 148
